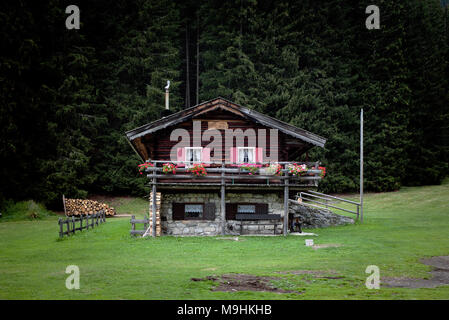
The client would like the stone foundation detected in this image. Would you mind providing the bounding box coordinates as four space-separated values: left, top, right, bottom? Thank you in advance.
160 192 284 236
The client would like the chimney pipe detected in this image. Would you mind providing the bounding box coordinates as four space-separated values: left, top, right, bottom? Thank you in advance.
165 80 170 110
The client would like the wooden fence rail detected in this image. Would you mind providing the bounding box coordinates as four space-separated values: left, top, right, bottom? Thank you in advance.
130 215 149 236
58 210 106 238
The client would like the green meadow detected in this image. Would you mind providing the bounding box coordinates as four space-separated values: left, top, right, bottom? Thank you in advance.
1 180 448 299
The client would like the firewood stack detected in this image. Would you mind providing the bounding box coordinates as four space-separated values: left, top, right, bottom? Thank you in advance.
148 192 161 236
64 198 116 217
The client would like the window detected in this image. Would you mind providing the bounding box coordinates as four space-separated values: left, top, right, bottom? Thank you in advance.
226 203 269 220
185 147 202 165
185 204 203 219
237 204 256 214
172 203 216 221
237 147 255 163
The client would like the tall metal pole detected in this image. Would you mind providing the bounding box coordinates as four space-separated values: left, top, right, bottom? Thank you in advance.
360 109 364 223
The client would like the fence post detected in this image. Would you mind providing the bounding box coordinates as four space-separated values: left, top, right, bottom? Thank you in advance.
72 216 75 234
66 217 70 235
131 215 136 235
58 218 63 238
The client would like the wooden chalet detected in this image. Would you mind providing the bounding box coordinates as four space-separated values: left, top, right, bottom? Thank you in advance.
125 97 326 236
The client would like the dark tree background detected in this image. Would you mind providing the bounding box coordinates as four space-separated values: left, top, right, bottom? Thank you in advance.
1 0 448 208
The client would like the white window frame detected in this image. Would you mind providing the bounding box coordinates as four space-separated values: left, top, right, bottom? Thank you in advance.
184 147 203 166
237 147 255 164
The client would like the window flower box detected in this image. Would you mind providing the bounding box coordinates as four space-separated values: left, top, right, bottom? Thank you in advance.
187 163 207 176
260 163 283 176
162 163 177 174
237 163 261 175
287 163 308 176
138 162 154 175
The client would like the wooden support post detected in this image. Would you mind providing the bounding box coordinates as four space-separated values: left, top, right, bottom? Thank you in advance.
72 216 75 234
151 178 157 238
62 194 67 217
283 173 289 236
221 163 226 235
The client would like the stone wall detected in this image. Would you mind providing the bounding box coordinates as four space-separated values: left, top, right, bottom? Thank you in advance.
160 192 284 236
289 201 355 228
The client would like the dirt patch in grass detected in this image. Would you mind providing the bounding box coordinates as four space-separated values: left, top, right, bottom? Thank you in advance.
383 256 449 288
191 274 302 294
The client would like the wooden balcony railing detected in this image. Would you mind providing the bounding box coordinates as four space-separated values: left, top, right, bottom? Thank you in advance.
144 161 323 188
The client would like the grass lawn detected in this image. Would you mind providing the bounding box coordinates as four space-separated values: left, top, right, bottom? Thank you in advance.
0 180 449 300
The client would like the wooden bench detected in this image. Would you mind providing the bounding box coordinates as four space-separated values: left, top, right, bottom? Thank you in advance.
235 214 282 235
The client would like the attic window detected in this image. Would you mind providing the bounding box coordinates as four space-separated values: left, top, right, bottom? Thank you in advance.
185 147 202 165
237 147 255 163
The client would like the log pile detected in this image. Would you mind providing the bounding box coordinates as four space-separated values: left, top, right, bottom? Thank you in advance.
147 192 161 237
64 198 116 217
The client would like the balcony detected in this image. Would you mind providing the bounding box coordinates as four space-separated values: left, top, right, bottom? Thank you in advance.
143 161 324 190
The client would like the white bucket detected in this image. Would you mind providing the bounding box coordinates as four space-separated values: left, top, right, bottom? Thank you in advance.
305 239 314 246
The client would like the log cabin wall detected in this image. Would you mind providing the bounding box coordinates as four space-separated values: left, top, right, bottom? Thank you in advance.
141 109 294 162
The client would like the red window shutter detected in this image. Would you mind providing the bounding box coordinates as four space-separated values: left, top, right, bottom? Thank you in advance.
202 148 211 167
256 147 263 164
230 147 236 163
176 148 185 167
172 203 184 220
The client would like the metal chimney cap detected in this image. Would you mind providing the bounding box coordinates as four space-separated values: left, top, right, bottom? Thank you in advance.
165 80 170 90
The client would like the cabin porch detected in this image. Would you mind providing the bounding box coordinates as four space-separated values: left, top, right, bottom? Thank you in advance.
143 161 324 236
